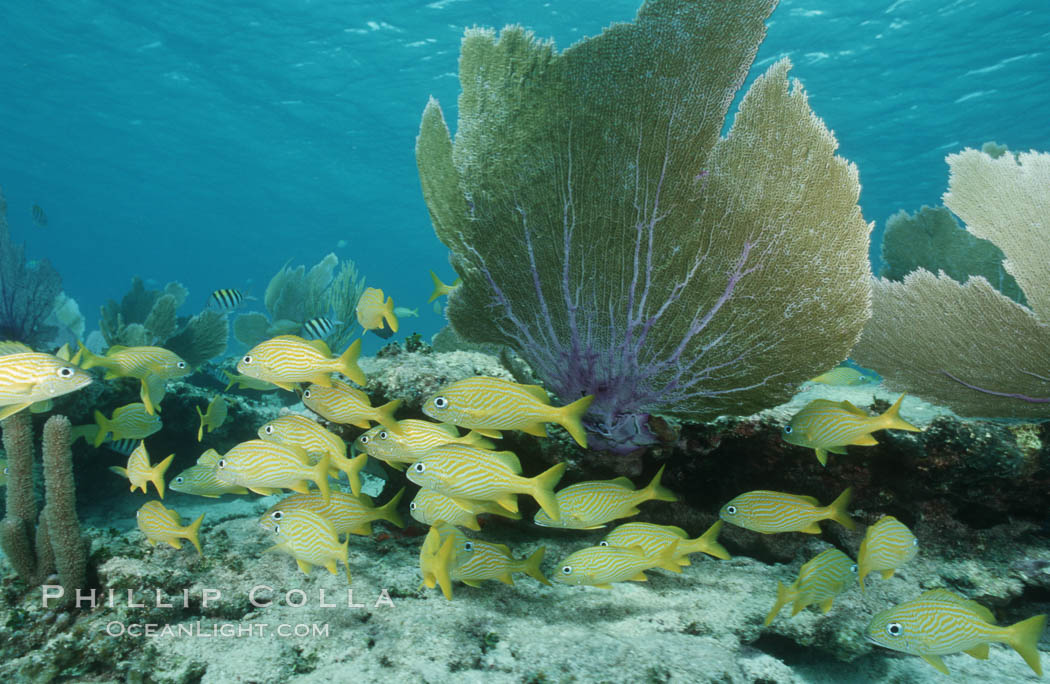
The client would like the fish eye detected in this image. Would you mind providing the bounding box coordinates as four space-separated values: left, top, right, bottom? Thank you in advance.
886 623 903 637
242 355 253 365
409 502 416 510
433 396 448 409
272 511 283 520
379 431 388 440
135 510 140 517
303 389 312 398
783 425 793 434
264 425 275 434
726 505 737 515
175 476 184 483
464 541 473 551
561 566 572 575
599 541 609 546
177 361 187 369
57 366 75 378
217 459 226 468
850 564 858 573
412 463 425 473
912 538 918 546
359 435 370 444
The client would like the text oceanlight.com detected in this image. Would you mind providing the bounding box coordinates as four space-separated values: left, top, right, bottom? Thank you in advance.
104 622 330 638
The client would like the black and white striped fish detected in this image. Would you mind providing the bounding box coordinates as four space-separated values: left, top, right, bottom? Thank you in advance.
209 289 245 310
104 438 139 456
300 316 340 340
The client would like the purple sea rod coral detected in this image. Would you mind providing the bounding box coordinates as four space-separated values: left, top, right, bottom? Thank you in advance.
416 0 872 452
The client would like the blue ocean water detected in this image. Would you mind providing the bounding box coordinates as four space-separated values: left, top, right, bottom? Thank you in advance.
0 0 1047 346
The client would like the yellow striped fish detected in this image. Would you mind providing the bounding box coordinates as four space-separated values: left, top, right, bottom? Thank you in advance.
422 376 594 448
719 488 855 534
261 489 404 537
783 394 921 466
196 395 228 441
554 543 681 588
169 449 250 498
237 335 366 390
93 403 162 446
857 515 918 589
354 419 493 470
356 287 398 334
866 589 1046 676
406 443 566 521
109 442 174 498
257 414 367 493
428 271 461 303
601 521 729 565
450 537 548 590
213 439 331 503
764 548 857 626
0 349 93 419
533 466 677 529
419 524 460 600
262 508 350 580
808 365 877 386
136 501 204 554
409 488 521 531
77 344 190 415
223 370 277 392
301 381 401 434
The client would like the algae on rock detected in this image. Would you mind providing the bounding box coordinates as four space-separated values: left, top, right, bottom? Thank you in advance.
416 0 871 450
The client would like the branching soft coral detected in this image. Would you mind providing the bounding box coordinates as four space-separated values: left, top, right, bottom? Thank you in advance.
0 188 61 347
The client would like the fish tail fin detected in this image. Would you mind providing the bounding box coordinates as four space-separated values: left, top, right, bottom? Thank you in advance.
377 488 406 529
858 562 870 591
825 487 855 531
76 342 107 371
184 514 205 556
222 371 236 391
690 520 730 560
313 453 332 503
428 271 446 303
337 453 368 497
764 581 793 626
880 394 921 432
641 464 678 503
153 454 175 498
1005 613 1047 676
92 410 110 447
336 339 367 386
435 534 456 601
522 547 550 586
196 405 206 442
655 540 682 573
557 395 594 448
375 399 402 434
530 462 567 522
383 297 399 333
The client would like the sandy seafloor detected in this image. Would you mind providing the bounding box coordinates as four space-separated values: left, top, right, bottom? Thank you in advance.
1 378 1047 683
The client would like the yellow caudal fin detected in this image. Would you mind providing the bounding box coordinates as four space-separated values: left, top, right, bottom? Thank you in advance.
311 453 332 503
337 339 366 386
522 547 550 586
141 376 166 415
92 410 111 447
335 453 368 497
879 394 921 432
377 488 406 529
640 464 677 503
1005 613 1047 676
196 405 206 442
383 297 399 334
530 462 567 521
824 487 855 531
435 534 456 601
689 520 730 560
428 271 455 303
76 342 107 371
556 394 594 448
654 540 682 573
183 514 205 556
152 454 175 498
764 581 794 626
374 399 403 434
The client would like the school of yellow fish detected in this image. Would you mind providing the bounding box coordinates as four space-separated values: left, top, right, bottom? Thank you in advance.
0 301 1044 676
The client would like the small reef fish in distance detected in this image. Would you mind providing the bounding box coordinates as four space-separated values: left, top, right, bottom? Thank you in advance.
866 588 1046 676
428 271 461 303
601 521 729 564
109 441 174 498
857 515 918 590
196 395 228 442
719 488 855 534
808 365 877 386
262 508 350 580
409 489 521 531
170 449 250 498
356 287 399 335
258 414 367 495
214 439 331 503
422 376 594 448
764 548 857 626
208 289 248 310
92 402 162 447
237 335 366 389
136 501 204 555
407 443 566 521
77 343 191 415
533 465 677 529
354 419 494 471
223 370 277 392
393 307 419 319
301 380 402 434
300 316 340 340
261 489 405 538
554 543 681 588
0 346 93 419
31 204 47 227
782 394 920 466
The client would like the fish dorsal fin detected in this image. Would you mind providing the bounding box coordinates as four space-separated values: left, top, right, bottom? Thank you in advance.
304 338 332 355
491 451 522 473
437 422 462 436
107 345 128 354
921 589 995 622
521 384 550 404
664 525 689 538
197 449 222 466
798 495 820 506
608 476 635 489
0 341 32 355
838 400 869 416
